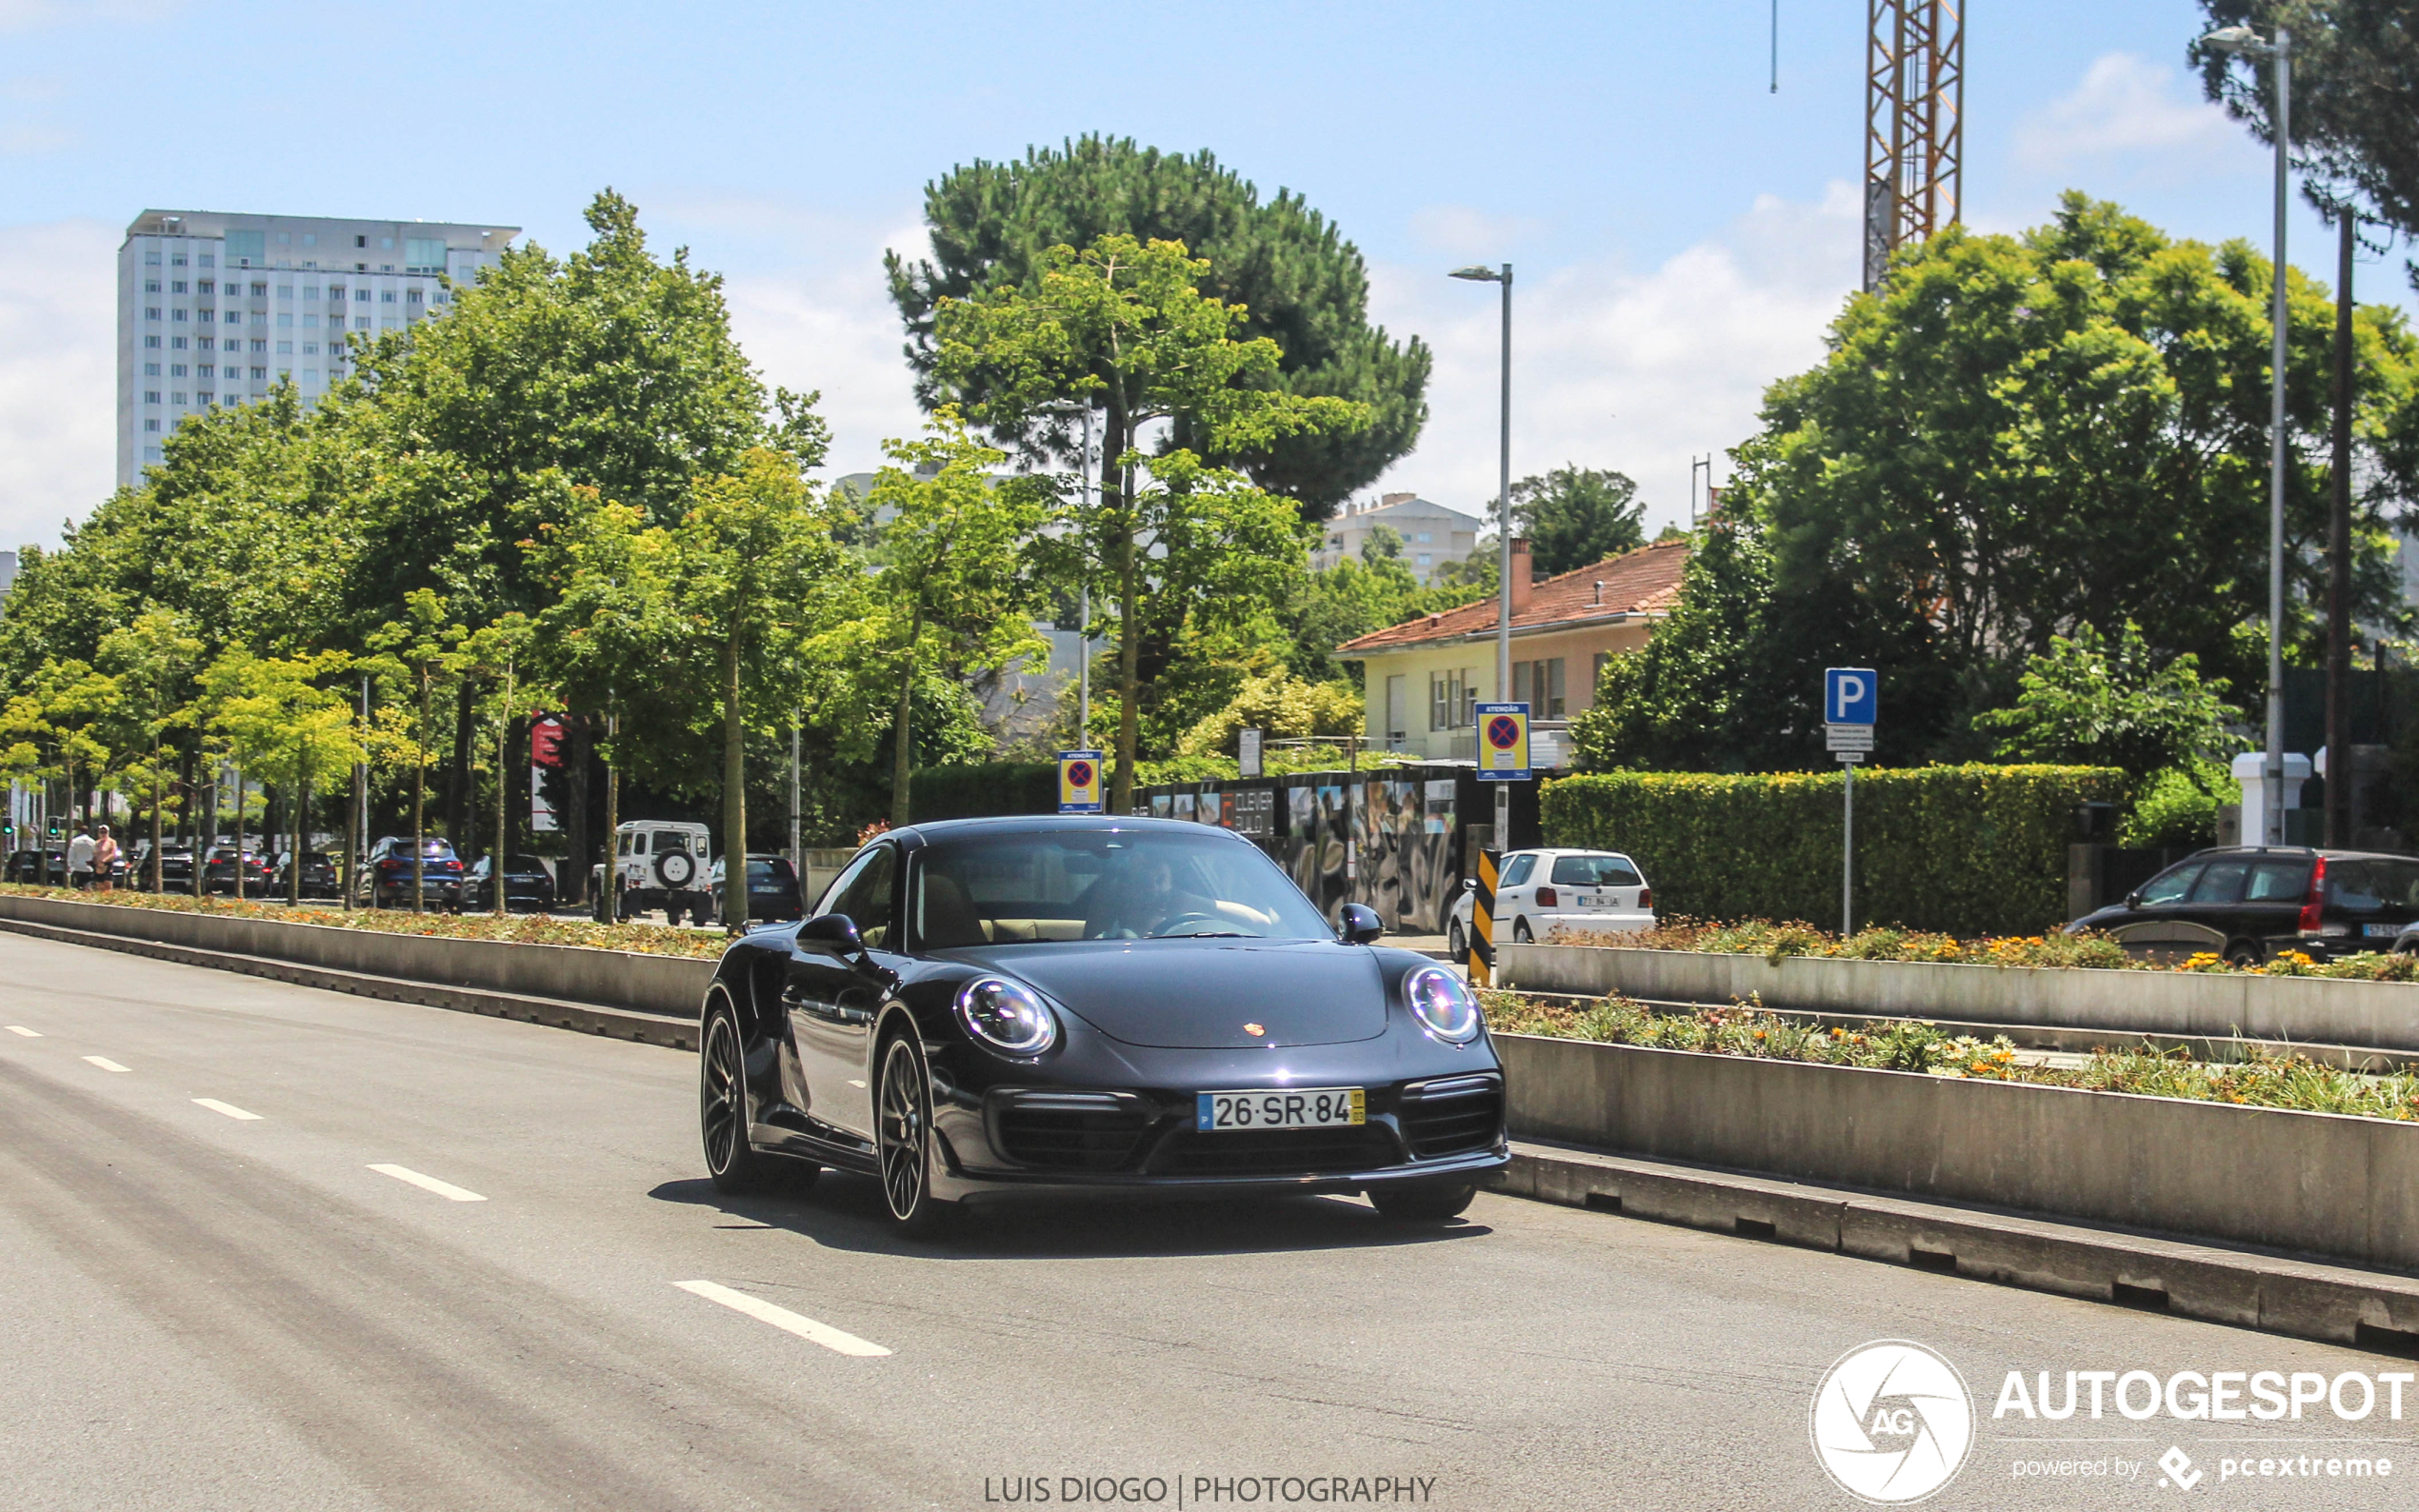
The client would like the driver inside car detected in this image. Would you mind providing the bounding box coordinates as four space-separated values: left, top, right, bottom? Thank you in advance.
1085 852 1218 938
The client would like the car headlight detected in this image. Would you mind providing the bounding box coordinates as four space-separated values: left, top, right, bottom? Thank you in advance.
954 976 1057 1056
1403 965 1483 1044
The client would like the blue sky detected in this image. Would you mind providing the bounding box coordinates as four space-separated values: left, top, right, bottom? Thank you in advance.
0 0 2402 552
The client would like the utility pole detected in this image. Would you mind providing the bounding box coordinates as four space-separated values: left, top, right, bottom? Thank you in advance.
2326 207 2356 846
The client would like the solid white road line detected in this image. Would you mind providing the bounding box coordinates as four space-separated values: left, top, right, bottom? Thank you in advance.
673 1280 892 1357
367 1164 487 1203
6 1025 38 1037
82 1056 130 1073
193 1098 263 1121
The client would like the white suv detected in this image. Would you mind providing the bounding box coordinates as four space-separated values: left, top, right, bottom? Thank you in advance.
1449 847 1655 957
592 821 717 926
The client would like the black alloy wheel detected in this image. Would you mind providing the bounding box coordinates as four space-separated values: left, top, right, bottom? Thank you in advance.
877 1034 956 1237
701 1000 771 1193
1368 1180 1479 1222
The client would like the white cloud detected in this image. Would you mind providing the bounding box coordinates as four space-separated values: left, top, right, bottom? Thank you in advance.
2015 53 2234 172
719 222 931 479
1361 182 1860 533
0 218 115 554
0 0 177 30
1409 204 1547 261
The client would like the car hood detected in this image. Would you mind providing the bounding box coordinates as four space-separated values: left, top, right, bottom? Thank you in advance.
947 939 1394 1049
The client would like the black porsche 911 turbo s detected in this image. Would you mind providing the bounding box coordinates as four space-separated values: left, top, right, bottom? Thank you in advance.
697 815 1509 1235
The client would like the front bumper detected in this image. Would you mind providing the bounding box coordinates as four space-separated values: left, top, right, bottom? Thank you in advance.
928 1068 1509 1206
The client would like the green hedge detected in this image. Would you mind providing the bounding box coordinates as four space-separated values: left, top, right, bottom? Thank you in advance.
907 762 1061 822
1540 765 2125 937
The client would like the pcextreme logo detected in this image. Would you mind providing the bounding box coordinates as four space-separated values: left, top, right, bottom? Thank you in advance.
1810 1341 1977 1504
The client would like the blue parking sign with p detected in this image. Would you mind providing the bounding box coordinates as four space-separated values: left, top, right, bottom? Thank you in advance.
1825 668 1877 726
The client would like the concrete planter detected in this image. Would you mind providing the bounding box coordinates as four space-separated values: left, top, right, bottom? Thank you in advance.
1497 1031 2419 1271
1500 942 2419 1053
0 894 715 1019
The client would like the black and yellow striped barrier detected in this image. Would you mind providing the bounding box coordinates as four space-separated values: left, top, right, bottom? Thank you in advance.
1469 848 1498 986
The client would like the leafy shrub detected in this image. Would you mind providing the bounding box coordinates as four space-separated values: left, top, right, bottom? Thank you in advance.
0 885 728 956
906 762 1060 821
2119 758 2232 846
1540 764 2126 937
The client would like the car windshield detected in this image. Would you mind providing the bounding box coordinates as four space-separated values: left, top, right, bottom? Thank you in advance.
653 831 693 854
509 856 547 873
749 858 793 882
910 827 1331 949
2329 858 2419 912
1550 854 1644 887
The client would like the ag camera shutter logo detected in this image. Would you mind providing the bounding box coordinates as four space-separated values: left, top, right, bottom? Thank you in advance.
1810 1340 1975 1503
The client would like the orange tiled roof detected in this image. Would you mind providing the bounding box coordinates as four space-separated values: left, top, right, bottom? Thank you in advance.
1335 539 1690 655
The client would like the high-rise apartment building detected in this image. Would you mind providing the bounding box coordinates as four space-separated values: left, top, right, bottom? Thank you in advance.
117 209 519 487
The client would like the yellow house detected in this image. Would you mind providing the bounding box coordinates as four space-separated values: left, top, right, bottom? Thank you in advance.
1336 538 1689 762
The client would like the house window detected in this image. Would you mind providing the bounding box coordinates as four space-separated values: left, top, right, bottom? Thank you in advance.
1460 670 1479 727
1429 670 1461 732
1512 658 1568 718
1416 531 1432 543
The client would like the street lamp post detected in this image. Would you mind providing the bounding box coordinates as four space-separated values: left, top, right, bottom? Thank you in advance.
2203 23 2291 846
1451 264 1514 848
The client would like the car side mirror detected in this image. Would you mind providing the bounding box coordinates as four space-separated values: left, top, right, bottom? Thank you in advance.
799 913 865 958
1463 878 1477 892
2124 891 2143 910
1338 903 1384 945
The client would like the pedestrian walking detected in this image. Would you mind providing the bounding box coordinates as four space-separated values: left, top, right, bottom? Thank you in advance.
91 826 120 892
65 825 96 889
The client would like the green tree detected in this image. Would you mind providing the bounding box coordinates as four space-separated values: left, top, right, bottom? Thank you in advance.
843 421 1053 825
1744 193 2419 746
933 234 1364 808
1510 466 1648 576
543 449 850 931
199 650 363 902
2193 3 2419 244
1974 622 2246 783
94 609 205 888
888 135 1427 518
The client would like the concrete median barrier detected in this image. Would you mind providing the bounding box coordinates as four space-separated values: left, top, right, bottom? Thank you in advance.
1500 942 2419 1054
1497 1030 2419 1273
0 894 715 1024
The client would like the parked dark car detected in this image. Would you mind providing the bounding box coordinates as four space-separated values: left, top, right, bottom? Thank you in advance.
270 850 342 900
465 853 557 913
135 843 196 891
2067 846 2419 965
355 836 465 909
5 847 67 885
708 853 804 924
201 846 273 896
698 816 1508 1236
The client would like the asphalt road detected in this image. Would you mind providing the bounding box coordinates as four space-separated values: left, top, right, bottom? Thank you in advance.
2 932 2411 1512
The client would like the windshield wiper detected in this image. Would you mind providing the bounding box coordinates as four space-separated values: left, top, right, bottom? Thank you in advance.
1154 928 1249 939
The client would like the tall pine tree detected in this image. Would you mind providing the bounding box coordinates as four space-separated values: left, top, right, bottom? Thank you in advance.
887 136 1427 520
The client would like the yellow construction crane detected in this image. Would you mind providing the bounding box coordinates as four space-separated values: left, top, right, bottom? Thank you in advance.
1862 0 1965 289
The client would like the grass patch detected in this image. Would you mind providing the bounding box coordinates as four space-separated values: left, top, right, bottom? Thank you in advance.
0 884 730 959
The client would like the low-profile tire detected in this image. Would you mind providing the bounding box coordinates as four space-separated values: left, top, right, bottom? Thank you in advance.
876 1033 959 1239
701 997 774 1194
1447 919 1468 961
1369 1180 1479 1222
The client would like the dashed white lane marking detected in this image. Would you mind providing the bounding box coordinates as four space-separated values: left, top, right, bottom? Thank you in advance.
673 1280 892 1357
193 1098 263 1121
6 1025 38 1037
367 1164 486 1202
82 1056 130 1073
